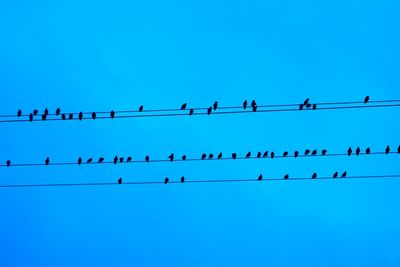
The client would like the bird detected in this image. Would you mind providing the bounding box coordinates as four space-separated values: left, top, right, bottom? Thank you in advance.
312 104 317 110
189 109 194 116
98 157 104 163
283 151 288 157
257 152 262 158
77 157 82 165
218 152 223 159
356 147 361 156
181 103 187 110
69 113 73 120
61 114 66 120
42 114 47 120
311 150 317 156
299 104 304 110
139 105 144 112
312 172 317 179
56 108 61 116
263 151 269 158
213 101 218 110
110 110 115 119
303 98 310 106
44 108 49 116
258 174 263 181
168 153 174 162
127 157 132 162
386 145 390 154
86 158 93 164
182 155 187 161
322 149 327 156
333 172 338 178
33 109 39 116
29 113 33 122
398 145 400 154
246 152 251 158
113 156 118 164
364 96 370 104
201 154 207 160
306 104 312 109
366 147 371 154
6 160 11 167
341 171 347 178
251 100 257 108
79 112 83 120
45 157 50 165
164 177 169 184
119 157 124 163
145 156 150 162
294 151 299 158
305 149 310 155
181 176 185 183
91 112 96 120
207 107 212 115
347 147 352 156
252 105 257 112
209 154 214 160
118 178 122 184
17 109 22 117
243 100 248 110
270 152 275 159
284 174 289 180
232 153 237 160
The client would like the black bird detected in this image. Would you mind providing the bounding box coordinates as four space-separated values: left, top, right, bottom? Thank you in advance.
182 155 187 161
270 152 275 159
181 176 185 183
356 147 361 156
398 145 400 154
127 156 132 162
251 100 257 108
201 153 207 160
139 105 144 112
341 171 347 178
311 150 317 156
29 113 33 122
145 156 150 162
181 103 187 110
119 157 124 163
207 106 212 115
217 152 223 159
305 149 310 155
168 153 174 162
6 160 11 167
232 153 237 160
299 104 304 110
312 104 317 110
243 100 248 110
209 154 214 160
42 114 47 120
252 105 257 112
294 151 299 158
56 108 61 116
213 101 218 110
258 174 263 181
61 114 66 120
118 178 122 184
366 147 371 154
303 98 310 106
33 109 39 116
17 109 22 117
386 145 390 154
189 109 194 116
79 112 83 120
91 112 96 120
69 113 73 120
283 151 288 157
347 147 352 156
257 152 262 158
45 157 50 165
164 177 169 184
77 157 82 165
86 158 93 164
284 174 289 180
98 157 104 163
306 104 312 109
246 152 251 158
113 156 118 164
263 151 269 158
312 172 317 179
110 110 115 119
322 149 327 156
364 96 370 104
333 172 338 178
44 108 49 116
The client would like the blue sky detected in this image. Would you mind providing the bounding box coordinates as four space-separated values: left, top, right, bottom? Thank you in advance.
0 0 399 266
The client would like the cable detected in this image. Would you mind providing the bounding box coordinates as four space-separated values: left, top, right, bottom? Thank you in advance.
1 174 400 188
1 150 398 168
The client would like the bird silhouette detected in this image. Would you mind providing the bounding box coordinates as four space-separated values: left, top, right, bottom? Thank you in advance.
356 147 361 156
305 149 310 155
207 107 212 115
98 157 105 163
246 152 251 158
333 172 338 178
386 145 390 154
201 153 207 160
6 160 11 167
86 158 93 164
168 153 174 162
243 100 248 110
110 110 115 119
299 104 304 110
164 177 169 184
42 114 47 120
341 171 347 178
69 113 73 120
145 156 150 162
213 101 218 110
181 176 185 183
113 156 118 164
61 114 66 120
139 105 144 112
189 109 194 116
347 147 352 156
294 151 299 158
56 108 61 116
251 100 257 108
263 151 269 158
127 157 132 162
29 113 33 122
209 154 214 159
33 109 39 116
45 157 50 165
270 152 275 159
398 145 400 154
181 103 187 110
257 152 262 158
252 105 257 112
258 174 263 181
79 112 83 120
283 151 288 157
312 172 317 179
17 109 22 117
118 178 122 184
306 103 312 109
284 174 289 179
322 149 327 156
119 157 124 163
44 108 49 116
312 104 317 110
218 152 223 159
77 157 82 165
182 155 187 161
304 98 310 106
91 112 96 120
311 150 317 156
364 96 370 104
232 153 237 160
366 147 371 154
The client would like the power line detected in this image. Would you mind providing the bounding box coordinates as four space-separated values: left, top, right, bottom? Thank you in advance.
1 174 400 188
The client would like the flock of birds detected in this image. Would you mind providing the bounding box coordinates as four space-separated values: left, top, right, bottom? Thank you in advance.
15 96 372 121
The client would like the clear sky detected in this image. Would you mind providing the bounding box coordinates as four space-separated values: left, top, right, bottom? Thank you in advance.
0 0 399 266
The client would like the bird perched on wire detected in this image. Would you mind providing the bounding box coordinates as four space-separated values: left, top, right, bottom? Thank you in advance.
181 103 187 110
98 157 105 163
271 152 275 159
69 113 73 120
110 110 115 119
251 100 257 109
118 178 122 184
145 156 150 162
91 112 96 120
258 174 263 181
44 108 49 116
284 174 289 180
243 100 248 110
181 176 185 183
139 105 144 112
45 157 50 165
232 153 237 160
56 108 61 116
218 152 223 159
347 147 352 156
294 151 299 158
283 151 288 157
209 154 214 160
252 105 257 112
79 112 83 120
164 177 169 184
312 104 317 110
321 149 327 156
341 171 347 178
311 150 317 156
6 160 11 167
246 152 251 158
398 145 400 154
29 113 33 122
257 152 262 158
201 153 207 160
305 149 310 155
299 104 304 111
364 96 370 104
263 151 269 158
86 158 93 164
182 155 187 161
213 101 218 110
61 114 66 120
113 156 118 164
119 157 124 163
33 109 38 116
77 157 82 165
127 157 132 162
386 145 390 154
189 109 194 116
168 153 174 162
207 107 212 115
17 109 22 117
366 147 371 154
306 103 312 109
333 172 338 178
303 98 310 106
312 172 317 179
41 114 47 121
356 147 361 156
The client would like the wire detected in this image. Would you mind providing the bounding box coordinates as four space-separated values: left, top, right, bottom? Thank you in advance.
1 151 398 168
1 174 400 188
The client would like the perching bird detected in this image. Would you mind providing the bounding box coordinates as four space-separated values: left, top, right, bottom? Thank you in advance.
294 151 299 158
164 177 169 184
77 157 82 165
145 156 150 162
333 172 338 178
61 114 66 120
283 151 289 157
139 105 144 112
113 156 118 164
33 109 39 116
284 174 289 180
56 108 61 116
257 152 262 158
69 113 73 120
341 171 347 178
299 104 304 111
182 155 187 161
17 109 22 117
44 108 49 116
305 149 310 155
251 100 257 108
263 151 269 158
98 157 104 163
181 103 187 110
213 101 218 110
385 145 390 154
45 157 50 165
118 178 122 184
243 100 248 110
347 147 352 156
207 107 212 115
168 153 174 162
252 105 257 112
209 154 214 160
304 98 310 106
79 112 83 120
306 103 312 109
364 96 370 104
189 109 194 116
110 110 115 119
6 160 11 167
181 176 185 183
398 145 400 154
127 156 132 162
119 157 124 163
29 113 33 122
232 153 237 160
201 154 207 160
366 147 371 154
258 174 263 181
217 152 223 159
322 149 327 156
312 150 317 156
312 104 317 110
86 158 93 164
312 172 317 179
356 147 361 156
246 152 251 158
91 112 96 120
42 114 47 121
271 152 275 159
